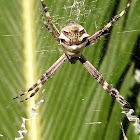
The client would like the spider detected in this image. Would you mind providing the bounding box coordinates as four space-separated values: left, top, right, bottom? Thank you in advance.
13 0 132 108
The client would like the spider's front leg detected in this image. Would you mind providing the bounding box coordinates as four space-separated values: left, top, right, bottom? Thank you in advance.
40 0 60 36
79 55 131 108
13 54 67 102
86 0 132 46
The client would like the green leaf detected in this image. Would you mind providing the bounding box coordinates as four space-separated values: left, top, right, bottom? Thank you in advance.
0 0 140 140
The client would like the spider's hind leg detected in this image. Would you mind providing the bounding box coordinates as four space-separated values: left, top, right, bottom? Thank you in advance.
13 54 68 103
12 76 45 100
79 55 131 108
20 79 47 103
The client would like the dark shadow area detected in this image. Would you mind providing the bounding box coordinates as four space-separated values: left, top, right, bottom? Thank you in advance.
120 34 140 139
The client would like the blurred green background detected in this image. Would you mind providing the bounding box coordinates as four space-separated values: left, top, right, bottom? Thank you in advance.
0 0 140 139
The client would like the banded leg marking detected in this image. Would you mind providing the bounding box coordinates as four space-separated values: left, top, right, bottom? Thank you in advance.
79 55 130 107
12 76 45 100
87 0 132 46
40 9 59 42
13 54 68 102
40 0 60 36
20 78 48 102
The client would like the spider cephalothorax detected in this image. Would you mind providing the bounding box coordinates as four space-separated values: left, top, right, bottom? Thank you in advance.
59 22 89 60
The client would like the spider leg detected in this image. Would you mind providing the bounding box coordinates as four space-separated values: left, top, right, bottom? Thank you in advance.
13 54 67 102
12 74 46 100
40 0 60 36
40 9 60 42
86 0 132 46
79 55 131 108
20 79 47 102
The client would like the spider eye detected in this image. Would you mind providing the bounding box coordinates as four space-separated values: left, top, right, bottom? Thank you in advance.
63 31 71 36
77 33 80 36
80 29 86 35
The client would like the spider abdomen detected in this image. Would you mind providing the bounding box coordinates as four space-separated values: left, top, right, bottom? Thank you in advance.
59 22 89 58
60 41 88 58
